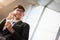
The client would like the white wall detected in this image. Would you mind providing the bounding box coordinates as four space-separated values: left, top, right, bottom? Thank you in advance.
23 6 44 40
23 5 60 40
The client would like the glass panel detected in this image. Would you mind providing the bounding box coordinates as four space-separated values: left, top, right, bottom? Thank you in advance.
32 7 60 40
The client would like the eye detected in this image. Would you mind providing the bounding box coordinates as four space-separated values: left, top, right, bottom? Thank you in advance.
17 9 23 12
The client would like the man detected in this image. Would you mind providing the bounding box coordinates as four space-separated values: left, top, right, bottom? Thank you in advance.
0 5 30 40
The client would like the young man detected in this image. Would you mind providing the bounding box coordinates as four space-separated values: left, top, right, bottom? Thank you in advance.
0 5 30 40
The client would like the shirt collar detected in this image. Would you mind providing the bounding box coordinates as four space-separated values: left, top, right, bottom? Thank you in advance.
13 20 20 23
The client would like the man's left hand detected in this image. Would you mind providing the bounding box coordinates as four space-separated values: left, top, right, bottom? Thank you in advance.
3 21 13 33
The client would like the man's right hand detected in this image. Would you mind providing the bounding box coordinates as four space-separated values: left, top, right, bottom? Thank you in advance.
3 12 16 30
6 12 15 20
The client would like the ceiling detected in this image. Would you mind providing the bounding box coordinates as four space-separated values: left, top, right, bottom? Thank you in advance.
39 0 60 13
0 0 60 20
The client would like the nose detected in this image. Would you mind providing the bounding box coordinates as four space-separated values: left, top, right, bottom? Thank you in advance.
17 11 21 14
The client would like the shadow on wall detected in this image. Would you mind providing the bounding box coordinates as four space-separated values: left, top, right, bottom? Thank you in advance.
55 27 60 40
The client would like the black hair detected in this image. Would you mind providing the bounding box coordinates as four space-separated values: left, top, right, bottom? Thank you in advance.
14 5 25 12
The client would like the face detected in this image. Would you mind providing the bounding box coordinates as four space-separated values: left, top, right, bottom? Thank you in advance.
13 8 24 20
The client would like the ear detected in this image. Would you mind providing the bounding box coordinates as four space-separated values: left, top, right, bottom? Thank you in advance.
22 12 24 16
23 13 24 16
21 13 24 17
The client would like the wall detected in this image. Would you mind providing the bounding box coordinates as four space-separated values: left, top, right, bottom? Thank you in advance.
23 5 60 40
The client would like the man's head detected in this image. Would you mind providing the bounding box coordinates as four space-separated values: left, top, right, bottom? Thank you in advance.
12 5 25 20
14 5 25 12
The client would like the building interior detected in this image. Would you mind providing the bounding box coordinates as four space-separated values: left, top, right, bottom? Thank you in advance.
0 0 60 40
